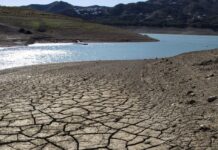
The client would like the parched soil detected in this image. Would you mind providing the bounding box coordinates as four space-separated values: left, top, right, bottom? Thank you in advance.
0 49 218 150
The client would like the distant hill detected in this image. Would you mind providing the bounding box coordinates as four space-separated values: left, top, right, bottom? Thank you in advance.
0 6 154 46
26 1 109 17
25 0 218 30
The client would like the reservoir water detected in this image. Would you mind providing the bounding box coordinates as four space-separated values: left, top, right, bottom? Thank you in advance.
1 33 218 70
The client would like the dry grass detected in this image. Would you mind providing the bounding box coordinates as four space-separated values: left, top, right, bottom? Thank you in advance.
0 6 155 42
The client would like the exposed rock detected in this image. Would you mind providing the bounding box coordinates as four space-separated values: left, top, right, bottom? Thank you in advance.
207 96 217 103
206 73 215 78
199 125 211 132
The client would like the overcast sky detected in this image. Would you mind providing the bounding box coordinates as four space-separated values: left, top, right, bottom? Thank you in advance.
0 0 146 7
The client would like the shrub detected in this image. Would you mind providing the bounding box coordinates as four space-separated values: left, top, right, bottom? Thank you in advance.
25 30 32 34
18 28 32 34
18 28 25 33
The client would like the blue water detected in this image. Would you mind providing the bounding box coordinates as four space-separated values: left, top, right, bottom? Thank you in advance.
0 33 218 70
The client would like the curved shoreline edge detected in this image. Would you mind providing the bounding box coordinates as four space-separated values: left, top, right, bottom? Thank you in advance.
0 33 158 48
0 48 216 73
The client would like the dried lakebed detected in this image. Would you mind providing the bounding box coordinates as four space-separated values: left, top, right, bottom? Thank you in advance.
0 49 218 149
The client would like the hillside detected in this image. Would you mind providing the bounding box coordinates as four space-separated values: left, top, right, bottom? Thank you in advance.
0 7 154 47
26 1 110 18
26 0 218 30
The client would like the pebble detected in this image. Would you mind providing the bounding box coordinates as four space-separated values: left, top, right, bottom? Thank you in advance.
199 124 211 132
206 73 215 79
187 91 195 96
207 96 217 102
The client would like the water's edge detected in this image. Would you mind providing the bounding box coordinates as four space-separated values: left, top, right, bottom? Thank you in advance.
1 34 218 70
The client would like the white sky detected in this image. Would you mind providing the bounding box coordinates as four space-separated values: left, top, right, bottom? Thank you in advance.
0 0 147 7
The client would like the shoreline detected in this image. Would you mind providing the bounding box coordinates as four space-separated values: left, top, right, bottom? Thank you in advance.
0 49 217 149
120 26 218 35
2 26 218 47
0 48 217 73
3 26 218 48
0 48 216 72
0 35 158 47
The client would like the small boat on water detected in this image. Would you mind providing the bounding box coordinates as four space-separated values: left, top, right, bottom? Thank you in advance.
75 40 88 45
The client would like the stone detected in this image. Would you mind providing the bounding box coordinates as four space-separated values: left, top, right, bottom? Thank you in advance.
206 73 215 78
187 91 195 96
199 124 211 132
207 96 217 102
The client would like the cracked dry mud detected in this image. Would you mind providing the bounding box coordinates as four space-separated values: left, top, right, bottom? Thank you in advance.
0 49 218 150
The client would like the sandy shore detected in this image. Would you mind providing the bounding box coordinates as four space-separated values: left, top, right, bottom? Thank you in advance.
0 49 218 149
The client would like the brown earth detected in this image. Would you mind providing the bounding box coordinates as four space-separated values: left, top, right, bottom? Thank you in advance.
0 49 218 149
0 6 157 47
0 23 156 47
